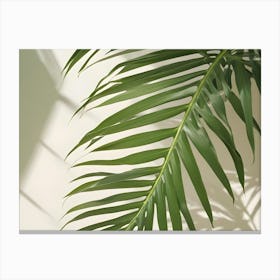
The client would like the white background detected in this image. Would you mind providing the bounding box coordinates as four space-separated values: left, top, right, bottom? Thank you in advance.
0 0 279 279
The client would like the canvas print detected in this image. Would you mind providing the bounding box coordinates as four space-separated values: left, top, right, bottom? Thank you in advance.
19 49 261 231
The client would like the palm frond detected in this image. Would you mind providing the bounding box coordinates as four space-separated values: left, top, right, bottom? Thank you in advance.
62 49 261 231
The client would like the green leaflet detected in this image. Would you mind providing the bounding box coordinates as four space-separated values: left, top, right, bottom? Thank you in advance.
154 181 168 230
71 172 114 182
164 167 182 230
79 211 138 231
251 61 261 93
195 101 245 188
96 104 185 133
228 91 261 134
214 65 231 97
144 199 154 230
63 49 91 76
177 133 213 225
66 135 101 161
170 150 195 230
248 49 261 93
93 128 176 151
78 49 99 73
204 80 231 130
63 201 142 229
65 190 149 215
73 180 153 192
66 167 159 197
232 61 255 155
184 113 234 201
136 210 145 230
74 148 168 166
83 49 144 72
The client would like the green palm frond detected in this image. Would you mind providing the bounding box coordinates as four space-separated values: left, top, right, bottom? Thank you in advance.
62 49 261 231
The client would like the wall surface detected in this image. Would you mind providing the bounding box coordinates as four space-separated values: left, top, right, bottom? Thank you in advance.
19 49 261 231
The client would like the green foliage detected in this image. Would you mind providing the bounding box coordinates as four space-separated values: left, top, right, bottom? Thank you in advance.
62 49 261 231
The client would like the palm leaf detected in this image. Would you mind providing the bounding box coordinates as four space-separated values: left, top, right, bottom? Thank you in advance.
62 49 260 231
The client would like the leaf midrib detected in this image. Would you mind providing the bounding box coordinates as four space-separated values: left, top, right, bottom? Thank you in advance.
125 50 228 230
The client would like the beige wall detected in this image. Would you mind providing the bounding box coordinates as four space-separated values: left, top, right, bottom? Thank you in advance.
19 49 260 231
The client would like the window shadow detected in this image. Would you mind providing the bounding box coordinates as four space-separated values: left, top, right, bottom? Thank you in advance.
19 50 61 184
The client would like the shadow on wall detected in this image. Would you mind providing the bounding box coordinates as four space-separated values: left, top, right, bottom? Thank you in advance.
186 175 260 231
19 50 61 184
